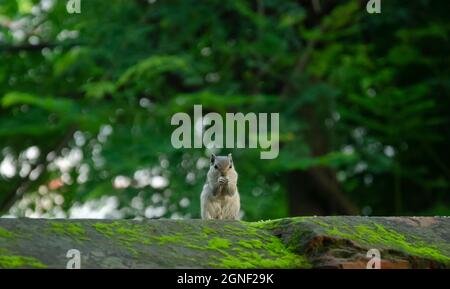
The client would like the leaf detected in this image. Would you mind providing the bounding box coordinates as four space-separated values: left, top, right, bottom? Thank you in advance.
82 81 116 99
2 92 77 114
117 55 190 86
53 48 84 77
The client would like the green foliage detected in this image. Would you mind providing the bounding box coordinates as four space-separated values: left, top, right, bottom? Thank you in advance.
2 92 77 114
0 0 449 219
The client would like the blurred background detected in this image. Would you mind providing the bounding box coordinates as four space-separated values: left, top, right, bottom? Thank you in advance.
0 0 449 220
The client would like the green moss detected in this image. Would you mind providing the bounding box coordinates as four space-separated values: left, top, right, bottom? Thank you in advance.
1 218 446 268
237 239 264 250
49 222 89 242
209 232 310 268
237 240 254 249
154 234 184 245
327 226 353 239
215 250 309 269
0 255 47 269
310 219 330 227
226 223 274 243
326 222 450 263
223 224 246 232
107 221 310 268
245 220 279 230
116 226 150 244
247 217 314 229
205 222 310 269
0 249 47 269
92 222 150 243
92 223 115 237
92 222 152 256
202 226 216 236
208 237 231 249
0 227 14 239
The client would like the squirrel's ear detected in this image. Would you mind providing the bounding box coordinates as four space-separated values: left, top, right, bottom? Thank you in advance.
228 153 232 161
210 153 216 164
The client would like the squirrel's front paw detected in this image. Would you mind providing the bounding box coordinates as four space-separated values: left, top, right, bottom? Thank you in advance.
218 176 228 185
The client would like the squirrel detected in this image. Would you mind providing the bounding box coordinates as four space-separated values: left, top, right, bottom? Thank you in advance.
200 153 240 220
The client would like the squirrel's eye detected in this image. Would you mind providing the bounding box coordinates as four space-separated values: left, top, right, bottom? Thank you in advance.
214 165 218 169
229 165 232 169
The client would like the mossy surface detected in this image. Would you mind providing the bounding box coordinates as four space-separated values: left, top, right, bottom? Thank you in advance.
0 255 47 269
92 221 150 243
0 227 14 239
92 221 151 255
92 220 311 268
254 216 450 265
325 222 450 263
208 237 232 249
49 222 89 242
0 249 47 269
0 217 448 268
202 222 310 268
211 233 310 269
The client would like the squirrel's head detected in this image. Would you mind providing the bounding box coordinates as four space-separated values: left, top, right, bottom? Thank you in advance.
210 153 233 176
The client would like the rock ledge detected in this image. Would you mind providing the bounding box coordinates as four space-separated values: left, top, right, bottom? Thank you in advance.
0 216 448 268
